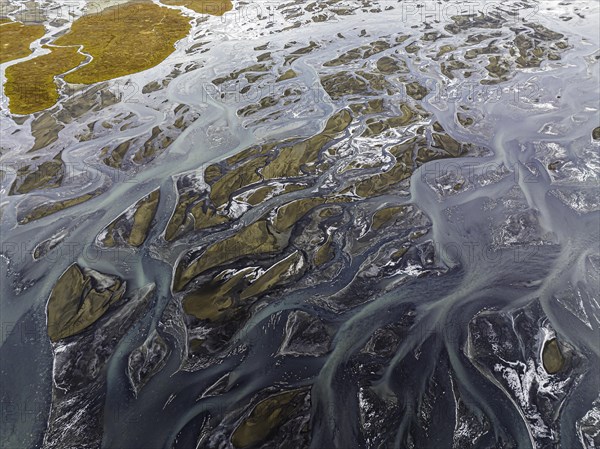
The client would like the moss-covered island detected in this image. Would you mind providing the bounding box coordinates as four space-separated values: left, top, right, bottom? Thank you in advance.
4 0 228 114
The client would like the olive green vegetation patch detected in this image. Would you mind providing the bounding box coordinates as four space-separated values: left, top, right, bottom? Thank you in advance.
5 45 86 115
240 250 304 300
231 389 309 449
5 2 194 114
0 22 46 63
272 197 327 232
18 188 103 224
128 190 160 246
542 338 565 374
314 236 334 266
181 253 305 322
174 220 286 291
55 2 192 84
9 153 64 194
371 205 407 230
182 269 247 321
276 69 297 82
161 0 232 15
100 189 160 247
46 264 125 341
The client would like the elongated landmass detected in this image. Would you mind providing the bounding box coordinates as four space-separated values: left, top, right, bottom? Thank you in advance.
5 2 192 114
98 189 160 247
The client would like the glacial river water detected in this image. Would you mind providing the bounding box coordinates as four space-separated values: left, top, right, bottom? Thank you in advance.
1 0 599 448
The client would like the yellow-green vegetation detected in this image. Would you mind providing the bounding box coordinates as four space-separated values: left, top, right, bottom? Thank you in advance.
204 164 223 183
340 159 383 173
405 81 429 100
436 45 456 58
362 104 415 137
46 264 125 341
182 251 305 323
324 40 390 67
101 189 160 247
391 246 408 261
371 205 407 230
168 145 332 242
441 59 469 80
189 199 230 229
432 133 464 157
212 63 270 86
223 144 272 166
0 21 46 64
5 2 193 114
165 193 230 241
405 42 420 54
457 113 474 127
19 188 103 224
237 96 278 117
349 98 385 116
101 141 131 168
245 185 276 206
132 126 174 164
314 236 334 266
182 268 253 321
240 251 304 300
231 389 309 449
542 338 565 374
202 110 351 210
4 45 86 115
262 109 352 179
483 56 510 82
174 220 287 291
409 229 428 240
321 72 369 99
376 55 408 74
165 194 194 241
244 183 305 206
9 152 64 195
182 252 304 320
161 0 232 15
192 110 352 214
55 3 191 84
30 112 64 152
465 43 499 61
276 69 297 82
210 156 269 206
273 197 327 232
350 140 416 198
284 41 320 65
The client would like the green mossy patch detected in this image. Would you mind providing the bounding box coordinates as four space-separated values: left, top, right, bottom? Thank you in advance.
174 220 287 291
0 21 46 64
231 389 309 449
47 264 125 341
5 45 86 115
18 188 103 224
542 338 565 374
56 3 192 84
